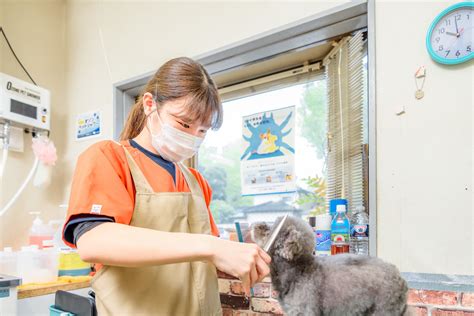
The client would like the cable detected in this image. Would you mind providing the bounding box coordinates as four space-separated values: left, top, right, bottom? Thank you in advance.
0 26 37 85
337 47 346 198
0 157 39 217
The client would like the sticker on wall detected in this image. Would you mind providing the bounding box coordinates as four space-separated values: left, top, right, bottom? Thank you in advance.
240 106 296 196
75 110 102 141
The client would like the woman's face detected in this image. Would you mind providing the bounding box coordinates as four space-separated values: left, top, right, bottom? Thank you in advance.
143 92 211 138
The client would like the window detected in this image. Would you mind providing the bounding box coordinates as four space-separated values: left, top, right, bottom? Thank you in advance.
198 75 328 237
199 31 368 243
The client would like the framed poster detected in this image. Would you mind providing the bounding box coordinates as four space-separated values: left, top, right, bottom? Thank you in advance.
240 106 296 196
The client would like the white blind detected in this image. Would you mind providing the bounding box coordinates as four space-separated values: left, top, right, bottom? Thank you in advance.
325 31 366 212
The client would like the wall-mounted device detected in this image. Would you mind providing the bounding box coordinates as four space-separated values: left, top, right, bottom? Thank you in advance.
0 72 50 132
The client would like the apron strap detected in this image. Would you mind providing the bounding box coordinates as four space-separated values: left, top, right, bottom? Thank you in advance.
115 141 202 196
177 162 205 199
121 145 154 194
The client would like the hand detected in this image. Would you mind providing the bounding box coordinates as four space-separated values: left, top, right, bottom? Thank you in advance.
210 238 271 296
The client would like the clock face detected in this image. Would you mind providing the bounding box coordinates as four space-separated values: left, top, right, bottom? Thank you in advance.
428 4 473 64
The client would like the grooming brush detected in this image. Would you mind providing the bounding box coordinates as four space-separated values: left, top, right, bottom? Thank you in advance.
263 214 289 252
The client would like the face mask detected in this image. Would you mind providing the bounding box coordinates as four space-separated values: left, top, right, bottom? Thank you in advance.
149 110 204 162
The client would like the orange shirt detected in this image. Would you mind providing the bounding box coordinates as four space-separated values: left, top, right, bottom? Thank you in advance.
62 140 219 248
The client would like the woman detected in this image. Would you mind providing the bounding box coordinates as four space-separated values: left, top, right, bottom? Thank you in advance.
62 57 271 316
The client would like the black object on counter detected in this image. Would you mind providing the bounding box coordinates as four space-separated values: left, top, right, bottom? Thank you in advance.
54 290 97 316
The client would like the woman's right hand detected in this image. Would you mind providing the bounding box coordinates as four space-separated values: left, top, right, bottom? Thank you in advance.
210 238 271 296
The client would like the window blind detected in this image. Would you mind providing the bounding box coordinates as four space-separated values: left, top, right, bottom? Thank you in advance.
325 31 366 212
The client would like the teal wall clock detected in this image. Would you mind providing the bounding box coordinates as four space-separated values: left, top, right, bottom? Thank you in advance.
426 2 473 65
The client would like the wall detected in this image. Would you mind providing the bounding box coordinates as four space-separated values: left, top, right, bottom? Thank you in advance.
0 0 67 249
375 0 472 275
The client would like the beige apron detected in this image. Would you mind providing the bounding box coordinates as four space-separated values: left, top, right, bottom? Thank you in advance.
91 147 222 316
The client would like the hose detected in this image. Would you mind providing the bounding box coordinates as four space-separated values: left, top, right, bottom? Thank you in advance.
0 156 39 217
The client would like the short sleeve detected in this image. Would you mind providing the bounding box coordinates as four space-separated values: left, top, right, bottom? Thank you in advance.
189 168 220 237
62 141 135 247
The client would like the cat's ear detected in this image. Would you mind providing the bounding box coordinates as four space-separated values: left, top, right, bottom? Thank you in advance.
251 222 271 248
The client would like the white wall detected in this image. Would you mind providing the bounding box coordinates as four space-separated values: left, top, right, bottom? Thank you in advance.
0 0 67 249
375 0 472 275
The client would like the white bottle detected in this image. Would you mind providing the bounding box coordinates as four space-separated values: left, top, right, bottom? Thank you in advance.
350 206 369 255
315 213 332 257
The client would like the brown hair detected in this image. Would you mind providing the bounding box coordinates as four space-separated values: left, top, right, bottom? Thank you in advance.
120 57 223 140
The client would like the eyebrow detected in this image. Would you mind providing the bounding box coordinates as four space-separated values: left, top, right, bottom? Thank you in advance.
168 113 192 123
169 112 211 129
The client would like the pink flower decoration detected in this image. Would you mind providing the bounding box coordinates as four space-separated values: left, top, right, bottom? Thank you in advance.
32 136 57 166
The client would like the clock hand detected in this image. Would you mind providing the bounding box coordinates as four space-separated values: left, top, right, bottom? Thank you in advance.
454 15 459 35
446 31 458 36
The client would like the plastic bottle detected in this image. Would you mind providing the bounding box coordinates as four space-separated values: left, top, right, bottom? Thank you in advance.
28 212 54 249
315 213 332 257
350 206 369 255
330 204 350 255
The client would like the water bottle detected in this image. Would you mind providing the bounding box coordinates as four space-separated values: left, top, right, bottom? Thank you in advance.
350 206 369 255
330 205 350 255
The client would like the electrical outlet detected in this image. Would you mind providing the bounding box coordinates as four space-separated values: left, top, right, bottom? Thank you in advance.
0 126 24 152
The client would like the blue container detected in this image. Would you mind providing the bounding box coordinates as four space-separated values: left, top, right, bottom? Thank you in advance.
49 305 74 316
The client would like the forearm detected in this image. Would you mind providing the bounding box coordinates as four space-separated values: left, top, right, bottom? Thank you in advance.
76 222 215 267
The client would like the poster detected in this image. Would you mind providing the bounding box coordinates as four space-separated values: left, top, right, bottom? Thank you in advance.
75 111 101 141
240 106 296 196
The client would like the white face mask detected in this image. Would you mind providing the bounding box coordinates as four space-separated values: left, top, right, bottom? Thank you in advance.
148 110 204 162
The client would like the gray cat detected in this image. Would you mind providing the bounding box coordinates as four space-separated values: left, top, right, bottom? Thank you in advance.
251 215 408 316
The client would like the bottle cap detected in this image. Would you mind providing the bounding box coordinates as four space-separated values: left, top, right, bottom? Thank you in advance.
330 199 348 215
308 217 316 227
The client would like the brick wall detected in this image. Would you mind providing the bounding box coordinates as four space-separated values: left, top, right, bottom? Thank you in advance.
217 272 474 316
407 290 474 316
218 271 283 316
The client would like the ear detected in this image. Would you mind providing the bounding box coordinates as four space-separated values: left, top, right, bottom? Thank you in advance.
142 92 156 116
277 226 303 261
250 222 271 248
